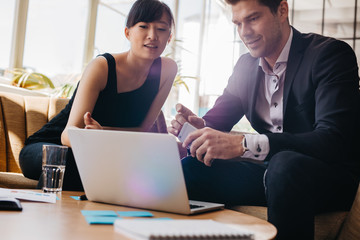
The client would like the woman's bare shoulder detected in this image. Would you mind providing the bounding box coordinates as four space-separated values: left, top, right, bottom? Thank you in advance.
79 55 110 91
86 55 109 73
161 57 178 72
160 57 178 84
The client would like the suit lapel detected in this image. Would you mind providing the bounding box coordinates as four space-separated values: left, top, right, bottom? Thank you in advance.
283 28 305 117
248 59 265 128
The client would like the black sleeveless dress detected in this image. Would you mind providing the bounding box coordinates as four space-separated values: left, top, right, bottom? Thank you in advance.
20 53 161 190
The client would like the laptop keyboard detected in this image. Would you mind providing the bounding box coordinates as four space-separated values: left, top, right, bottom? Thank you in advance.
189 203 204 209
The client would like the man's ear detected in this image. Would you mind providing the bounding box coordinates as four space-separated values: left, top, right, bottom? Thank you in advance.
278 1 289 20
125 27 130 40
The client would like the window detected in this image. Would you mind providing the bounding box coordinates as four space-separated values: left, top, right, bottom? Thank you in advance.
94 1 130 56
289 0 360 61
291 0 323 34
198 1 244 116
175 0 204 114
0 0 16 74
324 1 355 39
23 0 88 85
2 0 359 117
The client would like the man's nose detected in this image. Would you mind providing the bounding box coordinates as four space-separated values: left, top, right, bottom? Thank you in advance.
239 23 253 39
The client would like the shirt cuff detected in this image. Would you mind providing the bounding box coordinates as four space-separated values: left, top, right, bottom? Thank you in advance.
241 134 270 161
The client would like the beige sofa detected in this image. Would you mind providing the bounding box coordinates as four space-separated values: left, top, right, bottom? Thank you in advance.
0 91 359 239
0 91 69 188
0 91 167 189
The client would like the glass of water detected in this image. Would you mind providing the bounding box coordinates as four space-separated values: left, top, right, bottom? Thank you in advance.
42 145 68 193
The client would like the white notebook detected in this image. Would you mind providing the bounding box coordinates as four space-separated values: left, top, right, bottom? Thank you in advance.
114 219 254 240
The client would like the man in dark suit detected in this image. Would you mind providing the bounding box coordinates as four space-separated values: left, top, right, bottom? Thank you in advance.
168 0 360 239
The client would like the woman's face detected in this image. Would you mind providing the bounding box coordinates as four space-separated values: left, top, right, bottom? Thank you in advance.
126 13 172 60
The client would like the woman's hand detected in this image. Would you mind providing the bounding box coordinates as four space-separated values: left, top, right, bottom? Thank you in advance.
84 112 103 129
167 104 205 136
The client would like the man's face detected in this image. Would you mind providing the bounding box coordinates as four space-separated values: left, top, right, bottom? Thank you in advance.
231 0 287 63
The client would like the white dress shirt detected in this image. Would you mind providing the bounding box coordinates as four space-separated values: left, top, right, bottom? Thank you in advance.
242 29 293 161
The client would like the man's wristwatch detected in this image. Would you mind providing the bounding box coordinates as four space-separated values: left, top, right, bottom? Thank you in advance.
241 135 249 154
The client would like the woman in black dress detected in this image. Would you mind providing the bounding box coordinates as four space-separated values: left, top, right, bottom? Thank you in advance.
19 0 177 191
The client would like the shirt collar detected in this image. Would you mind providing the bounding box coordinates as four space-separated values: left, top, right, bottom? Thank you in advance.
259 28 293 73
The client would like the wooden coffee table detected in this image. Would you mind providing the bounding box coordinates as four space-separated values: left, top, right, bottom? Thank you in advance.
0 191 276 240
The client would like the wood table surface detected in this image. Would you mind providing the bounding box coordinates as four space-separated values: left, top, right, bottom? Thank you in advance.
0 191 276 240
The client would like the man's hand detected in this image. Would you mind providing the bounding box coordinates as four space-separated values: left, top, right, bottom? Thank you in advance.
84 112 103 129
183 128 245 167
167 104 205 136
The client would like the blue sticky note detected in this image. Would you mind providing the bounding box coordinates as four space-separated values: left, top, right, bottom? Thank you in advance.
117 211 154 217
56 196 60 200
81 210 117 217
85 216 120 225
71 196 80 200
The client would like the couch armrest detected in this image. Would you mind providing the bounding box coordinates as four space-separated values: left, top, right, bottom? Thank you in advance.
0 172 38 189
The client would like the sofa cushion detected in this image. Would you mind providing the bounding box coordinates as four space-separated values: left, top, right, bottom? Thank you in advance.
0 92 69 174
0 92 70 189
338 185 360 240
48 97 69 121
23 96 50 138
0 92 27 173
314 211 348 240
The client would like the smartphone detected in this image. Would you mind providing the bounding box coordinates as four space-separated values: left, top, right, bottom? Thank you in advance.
178 122 197 143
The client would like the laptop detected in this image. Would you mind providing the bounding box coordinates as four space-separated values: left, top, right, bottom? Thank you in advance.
67 128 224 215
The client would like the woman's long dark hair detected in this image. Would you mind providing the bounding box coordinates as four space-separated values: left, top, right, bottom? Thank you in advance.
126 0 175 29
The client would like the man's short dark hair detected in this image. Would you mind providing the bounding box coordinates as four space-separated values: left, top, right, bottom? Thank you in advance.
225 0 284 15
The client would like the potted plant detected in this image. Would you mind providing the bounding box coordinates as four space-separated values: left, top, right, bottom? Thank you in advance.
6 68 55 90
